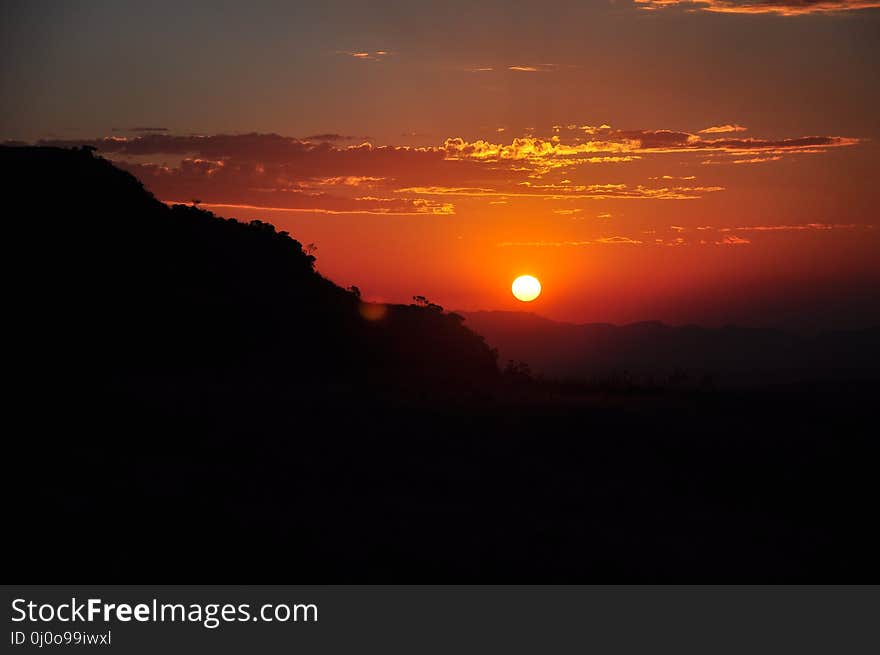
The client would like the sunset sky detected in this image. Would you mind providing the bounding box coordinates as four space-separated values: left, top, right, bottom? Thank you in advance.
3 0 878 329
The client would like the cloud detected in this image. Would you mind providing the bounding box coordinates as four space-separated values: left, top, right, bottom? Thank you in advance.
736 156 783 163
467 64 558 73
596 236 644 244
396 183 724 200
338 50 391 61
702 155 785 164
546 124 859 158
699 124 747 134
727 222 865 231
497 237 642 247
732 155 784 164
718 235 751 245
440 130 858 173
163 199 452 216
508 64 556 72
38 128 850 169
312 175 385 187
30 127 858 216
31 133 520 215
303 133 358 142
37 133 459 174
633 1 880 15
615 129 858 153
113 127 170 133
497 223 869 249
119 157 455 215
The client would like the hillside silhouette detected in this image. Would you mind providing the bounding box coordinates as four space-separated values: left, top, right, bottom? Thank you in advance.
5 145 880 582
4 146 499 397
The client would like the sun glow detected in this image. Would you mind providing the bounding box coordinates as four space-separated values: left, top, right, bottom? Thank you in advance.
512 275 542 302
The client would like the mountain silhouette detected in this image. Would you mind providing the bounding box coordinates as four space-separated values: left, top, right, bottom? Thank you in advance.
461 311 880 387
5 145 880 583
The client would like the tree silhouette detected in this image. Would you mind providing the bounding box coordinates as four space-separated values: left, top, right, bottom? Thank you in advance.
412 295 443 312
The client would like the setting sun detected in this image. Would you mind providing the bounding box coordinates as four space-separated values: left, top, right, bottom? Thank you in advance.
512 275 542 302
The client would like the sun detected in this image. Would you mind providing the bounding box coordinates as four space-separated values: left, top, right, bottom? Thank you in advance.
512 275 542 302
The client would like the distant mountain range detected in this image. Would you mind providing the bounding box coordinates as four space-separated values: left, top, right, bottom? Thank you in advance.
460 311 880 386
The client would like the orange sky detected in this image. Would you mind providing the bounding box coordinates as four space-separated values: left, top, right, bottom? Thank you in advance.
4 1 879 328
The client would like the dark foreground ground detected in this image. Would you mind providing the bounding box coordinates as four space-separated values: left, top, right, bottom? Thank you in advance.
10 378 879 582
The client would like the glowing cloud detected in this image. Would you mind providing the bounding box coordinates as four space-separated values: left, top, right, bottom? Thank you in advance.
339 50 391 61
719 235 751 245
508 64 556 72
634 1 880 15
699 124 747 134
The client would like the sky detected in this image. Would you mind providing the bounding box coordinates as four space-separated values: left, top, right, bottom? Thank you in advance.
3 0 879 329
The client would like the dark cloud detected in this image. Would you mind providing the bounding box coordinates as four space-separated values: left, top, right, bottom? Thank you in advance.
121 159 453 215
304 133 359 142
604 128 855 152
619 129 692 149
29 127 858 214
112 127 170 133
33 134 522 188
